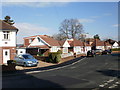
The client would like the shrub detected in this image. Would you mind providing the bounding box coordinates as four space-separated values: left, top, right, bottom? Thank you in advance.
47 51 61 63
57 50 62 54
7 60 16 65
112 48 120 51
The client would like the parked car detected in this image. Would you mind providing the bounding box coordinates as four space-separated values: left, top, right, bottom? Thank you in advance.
94 49 103 55
87 50 96 57
102 49 112 55
14 54 39 67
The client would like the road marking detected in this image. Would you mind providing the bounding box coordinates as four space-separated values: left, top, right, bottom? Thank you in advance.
99 85 104 87
115 82 120 84
109 84 118 88
107 79 114 83
25 57 86 74
98 77 118 88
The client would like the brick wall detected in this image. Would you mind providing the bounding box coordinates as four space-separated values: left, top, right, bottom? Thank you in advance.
24 39 29 47
0 47 2 64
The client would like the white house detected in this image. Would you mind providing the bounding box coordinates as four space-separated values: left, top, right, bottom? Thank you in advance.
0 20 18 64
59 40 70 54
91 39 105 50
112 42 119 49
67 39 85 55
104 42 112 50
23 35 61 56
84 42 91 54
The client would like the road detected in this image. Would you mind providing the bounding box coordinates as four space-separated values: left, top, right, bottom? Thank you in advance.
2 53 120 89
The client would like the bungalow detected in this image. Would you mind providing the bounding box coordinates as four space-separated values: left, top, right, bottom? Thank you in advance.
58 40 70 54
58 40 73 58
104 42 112 50
83 42 91 53
91 39 105 50
0 20 18 64
23 35 61 56
67 39 85 55
112 42 119 49
85 38 95 45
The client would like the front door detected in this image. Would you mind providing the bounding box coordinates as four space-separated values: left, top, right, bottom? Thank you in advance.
3 49 10 64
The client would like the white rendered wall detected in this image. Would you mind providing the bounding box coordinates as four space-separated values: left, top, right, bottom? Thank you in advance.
0 30 16 47
16 48 26 55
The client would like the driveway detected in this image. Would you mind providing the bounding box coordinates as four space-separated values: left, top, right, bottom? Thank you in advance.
15 55 84 70
15 60 56 70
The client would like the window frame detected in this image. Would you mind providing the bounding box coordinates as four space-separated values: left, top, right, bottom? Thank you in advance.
2 31 10 40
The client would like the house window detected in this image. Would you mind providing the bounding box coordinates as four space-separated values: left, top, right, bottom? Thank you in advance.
63 47 68 53
3 31 10 40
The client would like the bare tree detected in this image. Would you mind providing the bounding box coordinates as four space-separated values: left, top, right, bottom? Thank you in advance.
52 33 67 41
59 19 84 40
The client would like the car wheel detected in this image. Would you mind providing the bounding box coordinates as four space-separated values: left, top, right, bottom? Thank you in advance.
23 62 27 67
35 64 38 67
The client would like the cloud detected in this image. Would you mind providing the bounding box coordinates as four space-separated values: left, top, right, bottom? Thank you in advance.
103 13 112 16
78 18 95 23
112 24 120 27
14 22 52 43
2 2 68 8
2 2 69 8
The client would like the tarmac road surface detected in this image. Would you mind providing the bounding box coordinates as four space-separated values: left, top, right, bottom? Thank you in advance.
2 53 120 89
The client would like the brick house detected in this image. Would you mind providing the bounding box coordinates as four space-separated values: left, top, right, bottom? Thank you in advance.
0 20 18 64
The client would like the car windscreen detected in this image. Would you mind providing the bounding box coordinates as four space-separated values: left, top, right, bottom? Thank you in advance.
22 55 34 59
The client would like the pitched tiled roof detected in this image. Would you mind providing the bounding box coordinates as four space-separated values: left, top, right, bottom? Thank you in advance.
91 39 105 46
105 39 116 45
85 38 95 42
104 42 112 46
39 35 60 46
0 20 18 31
58 41 66 46
29 45 49 49
24 35 60 46
68 39 83 47
83 42 91 46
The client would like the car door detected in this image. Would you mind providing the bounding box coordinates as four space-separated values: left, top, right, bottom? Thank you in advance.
14 55 20 65
18 55 25 65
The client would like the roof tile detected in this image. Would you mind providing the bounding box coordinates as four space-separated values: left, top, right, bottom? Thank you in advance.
0 20 18 31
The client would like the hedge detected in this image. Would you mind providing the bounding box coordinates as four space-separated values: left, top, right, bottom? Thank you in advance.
111 48 120 51
46 50 62 63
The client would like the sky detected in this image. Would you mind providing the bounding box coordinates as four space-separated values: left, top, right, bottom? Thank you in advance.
1 1 119 44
